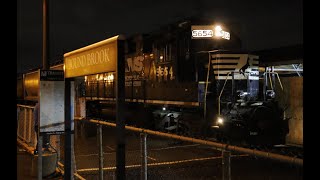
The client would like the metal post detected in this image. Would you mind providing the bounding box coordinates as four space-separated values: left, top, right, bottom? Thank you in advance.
140 133 147 180
65 78 72 180
222 150 231 180
98 124 104 180
71 133 76 179
42 0 51 153
24 108 27 139
38 135 43 180
56 135 61 167
116 39 126 180
42 0 49 70
28 108 32 143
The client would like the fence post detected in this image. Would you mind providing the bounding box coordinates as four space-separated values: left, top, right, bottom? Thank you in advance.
222 150 231 180
98 124 104 180
140 133 147 180
72 133 76 180
38 135 43 180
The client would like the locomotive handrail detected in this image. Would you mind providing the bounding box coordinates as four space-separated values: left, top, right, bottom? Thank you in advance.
217 71 250 116
203 52 211 120
75 118 303 166
218 72 232 116
263 71 283 91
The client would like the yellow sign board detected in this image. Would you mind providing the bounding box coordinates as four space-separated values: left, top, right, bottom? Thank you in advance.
64 36 121 78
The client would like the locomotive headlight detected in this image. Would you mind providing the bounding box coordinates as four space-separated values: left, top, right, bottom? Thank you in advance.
217 117 224 125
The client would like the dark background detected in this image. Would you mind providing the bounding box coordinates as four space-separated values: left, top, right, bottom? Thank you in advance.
17 0 303 74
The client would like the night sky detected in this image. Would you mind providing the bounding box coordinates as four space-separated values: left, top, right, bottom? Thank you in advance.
17 0 303 74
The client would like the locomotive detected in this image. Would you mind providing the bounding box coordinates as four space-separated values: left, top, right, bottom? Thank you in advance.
17 17 288 145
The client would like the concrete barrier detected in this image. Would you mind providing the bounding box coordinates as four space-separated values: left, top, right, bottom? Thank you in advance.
31 151 58 177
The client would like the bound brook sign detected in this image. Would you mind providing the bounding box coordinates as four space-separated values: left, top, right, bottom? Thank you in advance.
64 35 122 78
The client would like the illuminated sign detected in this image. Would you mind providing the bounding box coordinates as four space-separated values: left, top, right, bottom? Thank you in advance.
64 36 121 78
191 25 230 40
192 30 213 38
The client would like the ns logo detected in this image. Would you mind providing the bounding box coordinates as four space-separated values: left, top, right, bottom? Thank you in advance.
126 55 144 73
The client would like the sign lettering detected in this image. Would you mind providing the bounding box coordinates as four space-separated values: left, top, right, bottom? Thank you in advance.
64 37 118 78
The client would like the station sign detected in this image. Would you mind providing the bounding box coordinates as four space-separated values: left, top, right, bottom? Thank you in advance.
40 70 64 81
191 25 230 40
64 36 119 78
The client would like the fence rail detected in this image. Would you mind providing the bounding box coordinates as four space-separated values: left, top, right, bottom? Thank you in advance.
80 118 303 166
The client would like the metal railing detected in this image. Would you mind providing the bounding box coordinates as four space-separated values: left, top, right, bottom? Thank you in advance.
17 104 84 180
74 118 303 180
17 104 36 148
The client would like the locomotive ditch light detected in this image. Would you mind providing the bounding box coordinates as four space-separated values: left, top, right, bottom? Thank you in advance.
217 116 224 125
212 116 224 128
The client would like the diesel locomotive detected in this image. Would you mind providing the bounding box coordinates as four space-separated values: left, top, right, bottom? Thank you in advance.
17 17 289 145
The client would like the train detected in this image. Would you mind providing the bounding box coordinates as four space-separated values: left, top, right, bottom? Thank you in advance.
17 17 290 145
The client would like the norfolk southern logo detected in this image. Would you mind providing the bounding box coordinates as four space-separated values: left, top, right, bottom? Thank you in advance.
239 57 250 76
239 56 259 80
41 71 47 77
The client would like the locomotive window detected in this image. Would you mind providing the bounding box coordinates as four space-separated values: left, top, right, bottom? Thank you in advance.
143 38 153 53
155 42 176 63
195 53 210 82
127 41 136 54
